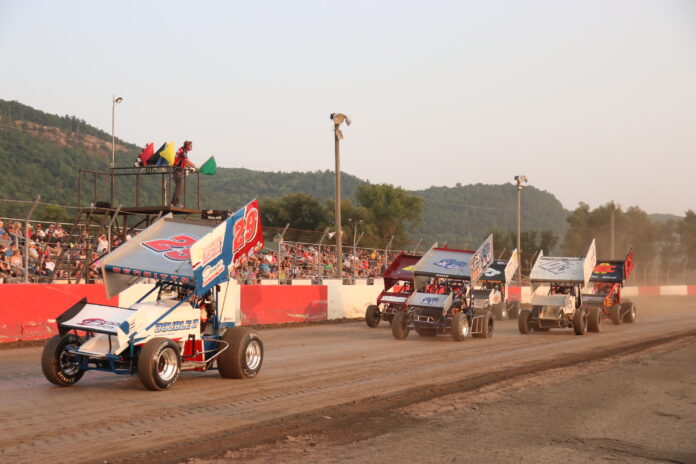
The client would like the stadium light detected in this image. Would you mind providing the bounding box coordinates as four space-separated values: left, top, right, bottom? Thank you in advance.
514 175 528 283
610 202 619 259
331 112 352 279
111 95 123 168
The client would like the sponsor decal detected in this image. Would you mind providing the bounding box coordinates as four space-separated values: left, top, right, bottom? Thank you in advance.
381 295 407 303
105 265 190 284
484 268 502 277
154 319 199 333
434 259 466 270
539 259 572 274
142 234 197 261
202 261 225 287
422 296 440 304
594 262 616 274
78 318 119 329
201 236 223 267
402 265 415 272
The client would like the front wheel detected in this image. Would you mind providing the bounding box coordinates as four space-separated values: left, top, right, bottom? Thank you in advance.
573 309 588 335
138 338 181 391
365 305 381 327
622 302 636 323
493 302 508 321
218 327 264 379
451 312 469 341
609 305 623 325
518 309 532 334
473 310 494 338
587 306 602 333
41 334 85 386
392 311 410 340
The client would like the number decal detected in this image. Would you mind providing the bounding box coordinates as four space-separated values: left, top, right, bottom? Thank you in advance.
232 218 246 252
244 207 258 242
142 235 197 261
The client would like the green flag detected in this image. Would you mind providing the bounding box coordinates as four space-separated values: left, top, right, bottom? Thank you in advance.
199 156 217 175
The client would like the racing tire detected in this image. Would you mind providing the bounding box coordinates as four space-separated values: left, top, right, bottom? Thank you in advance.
41 334 85 386
621 302 636 323
507 301 521 319
138 337 181 391
218 327 264 379
587 306 602 333
518 309 532 334
391 311 410 340
573 308 588 336
365 305 381 327
493 302 508 321
609 305 623 325
415 327 437 337
473 310 494 339
451 312 469 342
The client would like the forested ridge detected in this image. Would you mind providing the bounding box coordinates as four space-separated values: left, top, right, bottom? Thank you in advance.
2 98 693 279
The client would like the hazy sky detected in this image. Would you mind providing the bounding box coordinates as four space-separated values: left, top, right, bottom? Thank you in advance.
1 0 694 215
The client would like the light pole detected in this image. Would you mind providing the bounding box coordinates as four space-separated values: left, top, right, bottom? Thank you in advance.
111 95 123 167
514 175 528 283
330 112 352 279
610 202 618 260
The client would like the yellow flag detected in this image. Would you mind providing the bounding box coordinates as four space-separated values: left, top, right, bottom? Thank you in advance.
160 141 176 166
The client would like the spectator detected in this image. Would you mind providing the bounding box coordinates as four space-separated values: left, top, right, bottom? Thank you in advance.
34 224 46 242
96 234 109 255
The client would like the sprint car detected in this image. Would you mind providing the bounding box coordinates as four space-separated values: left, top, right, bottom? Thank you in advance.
581 250 636 330
391 235 495 341
518 240 597 335
365 252 420 327
41 199 265 391
475 249 520 320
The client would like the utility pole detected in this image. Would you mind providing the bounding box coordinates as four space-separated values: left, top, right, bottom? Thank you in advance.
514 175 527 283
610 202 617 260
111 95 123 167
330 113 352 279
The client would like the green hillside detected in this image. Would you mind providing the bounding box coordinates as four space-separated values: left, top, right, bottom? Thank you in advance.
0 99 568 249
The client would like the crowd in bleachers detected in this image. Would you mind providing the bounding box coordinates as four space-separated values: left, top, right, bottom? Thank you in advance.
0 219 102 283
1 216 405 284
232 242 400 283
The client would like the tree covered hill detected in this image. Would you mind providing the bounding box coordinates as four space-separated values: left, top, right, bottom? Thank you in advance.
413 184 568 249
0 99 568 248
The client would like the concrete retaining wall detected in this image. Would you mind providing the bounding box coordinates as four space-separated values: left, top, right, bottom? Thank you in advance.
1 283 694 342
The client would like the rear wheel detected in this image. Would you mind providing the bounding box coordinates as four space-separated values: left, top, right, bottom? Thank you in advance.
493 302 508 321
573 309 588 335
365 305 381 327
587 306 602 333
451 312 469 341
609 305 623 325
218 327 264 379
415 327 437 337
518 309 532 334
392 311 410 340
41 334 85 386
622 302 636 323
138 338 181 391
473 310 494 338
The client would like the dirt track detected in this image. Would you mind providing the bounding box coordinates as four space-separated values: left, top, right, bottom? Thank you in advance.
0 296 694 464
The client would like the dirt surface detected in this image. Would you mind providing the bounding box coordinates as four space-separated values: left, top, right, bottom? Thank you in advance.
0 296 694 464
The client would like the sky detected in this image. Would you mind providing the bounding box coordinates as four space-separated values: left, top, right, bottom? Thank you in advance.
1 0 695 215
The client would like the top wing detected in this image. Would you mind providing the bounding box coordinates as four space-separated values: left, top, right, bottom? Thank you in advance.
101 199 263 299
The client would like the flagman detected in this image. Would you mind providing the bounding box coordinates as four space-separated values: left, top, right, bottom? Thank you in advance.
171 140 198 207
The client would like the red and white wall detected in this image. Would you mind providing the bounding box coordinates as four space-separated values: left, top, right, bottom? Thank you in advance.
1 283 694 343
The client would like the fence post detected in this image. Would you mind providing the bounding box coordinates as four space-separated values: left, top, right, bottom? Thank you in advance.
24 195 40 283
